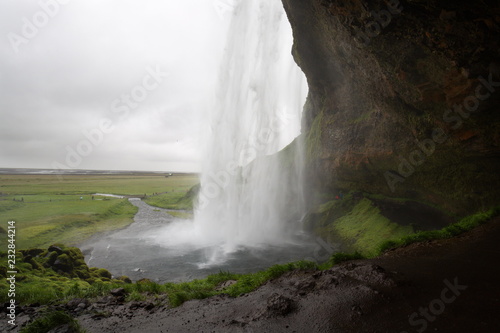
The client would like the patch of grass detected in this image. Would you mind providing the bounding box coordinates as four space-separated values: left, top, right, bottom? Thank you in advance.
163 271 238 307
126 290 147 302
378 206 500 253
145 183 199 210
20 310 85 333
327 198 414 256
78 282 116 299
14 282 66 305
328 252 365 265
3 261 318 309
167 211 193 219
223 261 317 297
0 199 138 249
163 261 318 307
317 252 366 270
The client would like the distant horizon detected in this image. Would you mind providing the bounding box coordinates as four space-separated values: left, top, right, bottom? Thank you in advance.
0 167 199 175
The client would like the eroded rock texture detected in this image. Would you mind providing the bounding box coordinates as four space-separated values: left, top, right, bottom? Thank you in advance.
282 0 500 214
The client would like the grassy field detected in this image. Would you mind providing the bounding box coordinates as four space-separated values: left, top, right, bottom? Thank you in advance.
0 173 198 249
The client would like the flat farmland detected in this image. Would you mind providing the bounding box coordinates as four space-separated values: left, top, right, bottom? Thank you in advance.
0 173 198 249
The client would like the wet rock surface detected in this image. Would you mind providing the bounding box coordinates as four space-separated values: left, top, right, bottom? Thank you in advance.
281 0 500 213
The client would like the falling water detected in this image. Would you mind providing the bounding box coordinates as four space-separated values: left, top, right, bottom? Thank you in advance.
193 0 308 262
82 0 313 281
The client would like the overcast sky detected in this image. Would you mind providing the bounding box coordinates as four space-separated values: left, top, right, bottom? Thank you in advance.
0 0 234 172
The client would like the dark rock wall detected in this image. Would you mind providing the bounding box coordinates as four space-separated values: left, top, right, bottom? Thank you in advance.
282 0 500 214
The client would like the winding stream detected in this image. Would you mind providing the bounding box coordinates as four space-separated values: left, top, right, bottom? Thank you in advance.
81 198 324 283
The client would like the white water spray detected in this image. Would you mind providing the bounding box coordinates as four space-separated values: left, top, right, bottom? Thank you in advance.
193 0 308 260
143 0 308 268
80 0 314 279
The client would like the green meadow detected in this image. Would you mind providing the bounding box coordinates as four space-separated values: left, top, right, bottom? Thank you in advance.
0 173 198 249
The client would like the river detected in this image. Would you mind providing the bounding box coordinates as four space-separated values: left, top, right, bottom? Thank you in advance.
81 198 327 282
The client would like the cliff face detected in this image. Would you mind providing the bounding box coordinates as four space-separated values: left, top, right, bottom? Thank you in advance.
282 0 500 215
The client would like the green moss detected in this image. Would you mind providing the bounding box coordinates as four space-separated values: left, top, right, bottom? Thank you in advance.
312 196 415 257
333 198 414 256
46 251 59 266
90 268 112 279
74 268 91 280
117 276 132 284
379 206 500 253
350 110 374 124
306 109 325 161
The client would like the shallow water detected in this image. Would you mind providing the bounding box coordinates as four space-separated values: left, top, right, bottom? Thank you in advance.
81 199 333 283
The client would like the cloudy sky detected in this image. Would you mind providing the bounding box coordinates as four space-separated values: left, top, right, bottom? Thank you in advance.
0 0 235 172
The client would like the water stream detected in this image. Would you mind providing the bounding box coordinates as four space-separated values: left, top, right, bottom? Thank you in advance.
82 198 320 282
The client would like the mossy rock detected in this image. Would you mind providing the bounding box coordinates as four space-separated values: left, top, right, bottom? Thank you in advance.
85 277 97 284
73 268 90 280
117 276 132 284
90 268 112 279
28 259 44 271
20 248 45 258
47 244 64 255
74 259 86 267
46 251 59 266
65 247 84 261
53 254 74 273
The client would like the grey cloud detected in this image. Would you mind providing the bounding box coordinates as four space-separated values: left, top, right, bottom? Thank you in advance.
0 0 224 172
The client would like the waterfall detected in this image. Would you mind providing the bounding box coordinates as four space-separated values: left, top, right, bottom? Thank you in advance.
80 1 313 279
193 0 308 261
